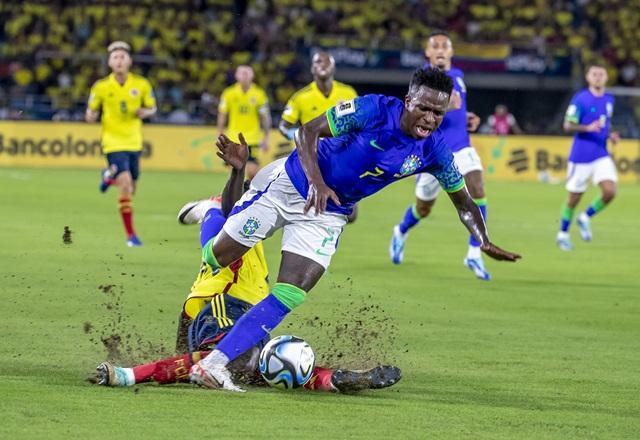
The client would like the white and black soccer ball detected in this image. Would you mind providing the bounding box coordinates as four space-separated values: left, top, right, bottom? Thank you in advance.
258 335 315 389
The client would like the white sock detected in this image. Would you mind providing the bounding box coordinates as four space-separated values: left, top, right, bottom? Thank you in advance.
122 368 136 386
200 349 230 370
467 245 481 259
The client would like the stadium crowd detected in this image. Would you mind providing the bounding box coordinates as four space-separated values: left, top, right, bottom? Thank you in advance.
0 0 639 129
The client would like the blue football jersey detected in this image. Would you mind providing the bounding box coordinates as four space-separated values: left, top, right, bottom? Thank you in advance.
284 94 465 215
425 64 470 152
564 88 615 163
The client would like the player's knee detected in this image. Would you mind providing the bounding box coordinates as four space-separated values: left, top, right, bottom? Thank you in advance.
272 283 306 311
602 188 616 203
415 200 434 218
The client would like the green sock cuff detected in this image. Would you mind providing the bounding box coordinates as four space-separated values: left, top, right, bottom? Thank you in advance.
410 203 421 220
272 283 306 311
473 197 488 206
561 204 575 221
202 237 220 270
590 197 606 213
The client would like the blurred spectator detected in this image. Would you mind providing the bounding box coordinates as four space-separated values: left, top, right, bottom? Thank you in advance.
487 105 523 135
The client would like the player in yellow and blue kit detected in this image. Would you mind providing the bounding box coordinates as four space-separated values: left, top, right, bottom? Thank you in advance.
189 67 521 392
85 41 157 247
217 65 271 180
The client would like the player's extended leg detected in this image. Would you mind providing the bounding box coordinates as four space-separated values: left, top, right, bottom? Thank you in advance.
557 191 583 250
191 251 324 392
576 179 616 243
462 170 490 280
96 351 210 386
114 170 142 247
390 173 439 264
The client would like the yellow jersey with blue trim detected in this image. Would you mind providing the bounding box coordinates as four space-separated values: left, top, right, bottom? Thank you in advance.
281 80 357 125
88 73 156 153
218 83 269 145
183 242 269 319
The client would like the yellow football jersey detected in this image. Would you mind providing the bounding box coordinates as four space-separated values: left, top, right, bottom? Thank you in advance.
183 241 269 319
218 83 269 146
281 81 357 125
88 73 156 154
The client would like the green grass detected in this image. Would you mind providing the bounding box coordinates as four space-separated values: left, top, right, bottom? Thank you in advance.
1 167 639 439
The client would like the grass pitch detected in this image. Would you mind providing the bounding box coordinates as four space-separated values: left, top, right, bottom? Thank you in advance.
1 167 639 439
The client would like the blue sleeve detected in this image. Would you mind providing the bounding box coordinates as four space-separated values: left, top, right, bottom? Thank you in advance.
326 95 380 136
429 135 465 193
565 93 583 124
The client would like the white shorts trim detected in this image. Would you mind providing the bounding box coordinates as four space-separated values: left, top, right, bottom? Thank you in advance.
415 146 482 201
222 162 347 269
565 156 618 193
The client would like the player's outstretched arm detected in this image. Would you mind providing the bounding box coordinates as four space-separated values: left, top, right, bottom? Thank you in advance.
295 115 341 215
216 133 248 216
447 188 521 262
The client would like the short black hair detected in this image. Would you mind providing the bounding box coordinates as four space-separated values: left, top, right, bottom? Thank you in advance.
428 30 450 40
409 67 453 95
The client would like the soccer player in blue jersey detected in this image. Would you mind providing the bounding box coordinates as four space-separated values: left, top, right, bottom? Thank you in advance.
556 64 620 250
389 32 491 280
188 67 521 391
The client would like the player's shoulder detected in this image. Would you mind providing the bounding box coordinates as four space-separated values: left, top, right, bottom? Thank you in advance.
290 83 314 101
604 92 615 102
335 81 357 94
130 73 152 86
91 75 111 90
573 88 590 101
448 66 465 78
221 83 238 96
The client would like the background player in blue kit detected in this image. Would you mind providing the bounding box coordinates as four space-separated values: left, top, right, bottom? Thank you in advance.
556 64 620 251
389 32 491 280
188 67 521 392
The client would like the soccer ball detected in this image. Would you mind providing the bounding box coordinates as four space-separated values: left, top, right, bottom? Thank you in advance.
258 335 315 389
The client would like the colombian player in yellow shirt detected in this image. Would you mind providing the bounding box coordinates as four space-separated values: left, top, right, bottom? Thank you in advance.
278 51 357 139
217 65 271 181
96 136 401 392
85 41 157 247
279 51 359 222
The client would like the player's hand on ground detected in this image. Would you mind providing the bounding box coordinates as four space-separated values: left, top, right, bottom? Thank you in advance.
304 182 341 215
216 133 249 170
467 112 481 132
481 242 521 262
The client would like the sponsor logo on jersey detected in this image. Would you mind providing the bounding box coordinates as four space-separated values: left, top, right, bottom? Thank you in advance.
130 88 139 97
335 99 355 117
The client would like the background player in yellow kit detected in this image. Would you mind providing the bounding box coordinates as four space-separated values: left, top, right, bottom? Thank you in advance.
85 41 157 247
217 65 271 180
278 51 357 140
